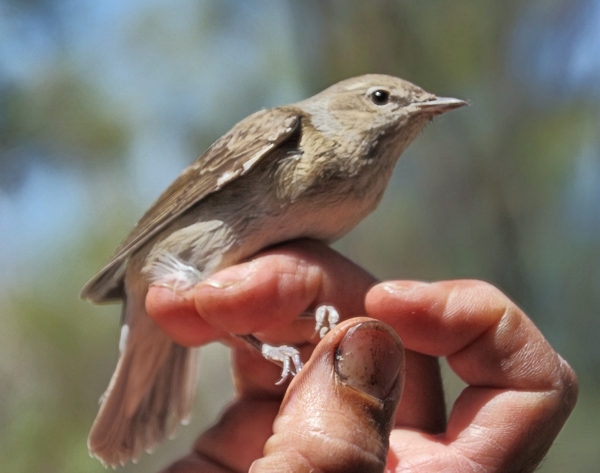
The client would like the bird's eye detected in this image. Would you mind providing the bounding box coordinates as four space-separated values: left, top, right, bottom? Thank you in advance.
370 89 390 106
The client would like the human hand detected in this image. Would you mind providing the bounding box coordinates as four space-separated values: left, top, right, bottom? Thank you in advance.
146 240 578 472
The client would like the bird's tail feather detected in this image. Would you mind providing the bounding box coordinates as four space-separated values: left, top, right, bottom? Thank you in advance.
88 292 198 467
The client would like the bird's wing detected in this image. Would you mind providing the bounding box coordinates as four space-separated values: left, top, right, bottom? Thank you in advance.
81 107 300 302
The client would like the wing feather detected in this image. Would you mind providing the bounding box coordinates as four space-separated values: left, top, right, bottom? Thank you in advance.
82 107 300 302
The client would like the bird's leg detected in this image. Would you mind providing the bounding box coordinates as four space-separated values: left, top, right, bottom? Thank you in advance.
237 334 303 385
237 304 340 385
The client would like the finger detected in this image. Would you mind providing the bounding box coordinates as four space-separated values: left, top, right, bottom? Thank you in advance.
194 240 376 335
395 351 446 433
366 280 578 472
251 317 405 473
148 240 376 346
366 280 574 389
161 318 404 473
148 241 445 422
191 240 444 414
146 283 225 347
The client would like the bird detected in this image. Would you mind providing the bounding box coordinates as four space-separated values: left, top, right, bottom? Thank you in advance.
81 73 466 466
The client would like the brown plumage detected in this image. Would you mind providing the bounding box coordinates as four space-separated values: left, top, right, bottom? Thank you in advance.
82 74 465 466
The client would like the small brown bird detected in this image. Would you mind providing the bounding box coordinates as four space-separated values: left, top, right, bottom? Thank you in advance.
82 74 466 466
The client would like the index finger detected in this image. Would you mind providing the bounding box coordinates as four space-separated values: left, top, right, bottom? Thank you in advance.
366 280 578 471
366 280 573 390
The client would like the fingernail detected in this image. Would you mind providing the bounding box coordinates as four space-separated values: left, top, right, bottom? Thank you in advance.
335 321 404 401
202 261 256 289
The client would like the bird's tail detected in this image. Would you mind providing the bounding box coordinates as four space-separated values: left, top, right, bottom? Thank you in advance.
88 286 198 467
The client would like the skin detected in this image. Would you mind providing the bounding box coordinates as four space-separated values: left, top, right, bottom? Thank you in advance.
146 240 578 473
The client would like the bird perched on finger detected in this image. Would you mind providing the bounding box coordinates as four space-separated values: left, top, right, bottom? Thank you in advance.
81 73 466 466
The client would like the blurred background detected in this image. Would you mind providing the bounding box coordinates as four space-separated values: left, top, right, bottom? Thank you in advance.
1 0 598 471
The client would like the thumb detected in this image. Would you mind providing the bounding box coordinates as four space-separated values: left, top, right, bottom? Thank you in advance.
251 317 405 473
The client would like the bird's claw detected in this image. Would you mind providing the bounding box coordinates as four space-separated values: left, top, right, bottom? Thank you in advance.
260 343 304 385
314 304 340 338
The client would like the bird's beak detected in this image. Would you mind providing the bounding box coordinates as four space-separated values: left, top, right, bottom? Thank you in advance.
417 96 468 114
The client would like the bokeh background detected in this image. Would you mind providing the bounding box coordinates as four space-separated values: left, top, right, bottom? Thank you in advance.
1 1 598 471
